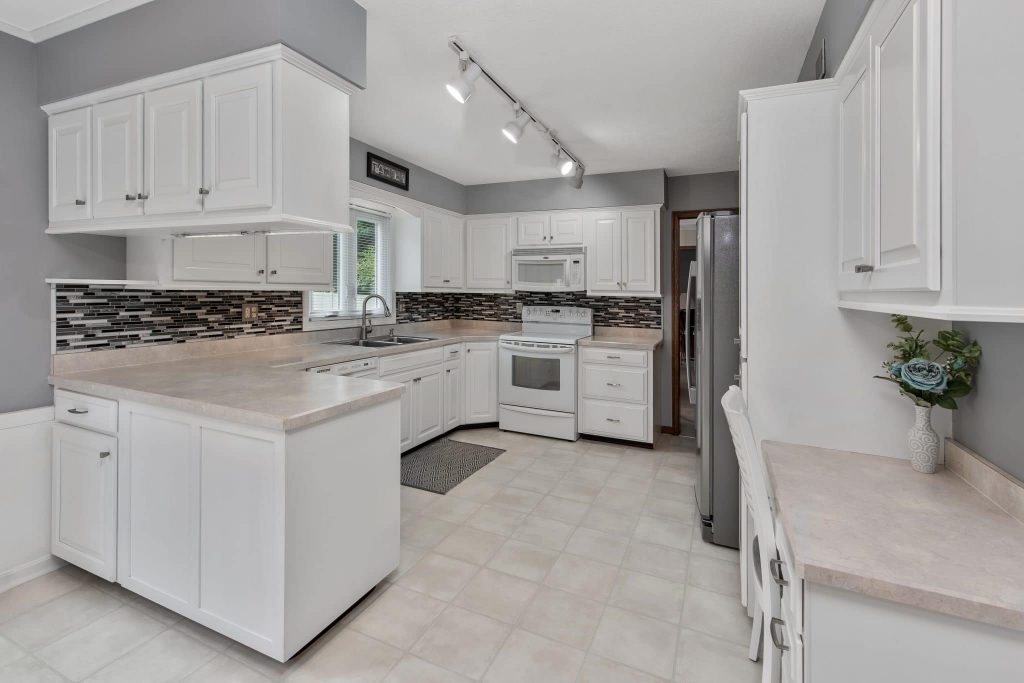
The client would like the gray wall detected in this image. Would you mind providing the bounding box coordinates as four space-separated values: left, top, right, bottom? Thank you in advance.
466 169 666 215
351 139 468 214
659 172 740 429
797 0 875 81
952 323 1024 481
36 0 366 104
0 33 125 414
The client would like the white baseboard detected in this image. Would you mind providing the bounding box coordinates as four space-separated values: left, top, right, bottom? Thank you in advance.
0 555 65 595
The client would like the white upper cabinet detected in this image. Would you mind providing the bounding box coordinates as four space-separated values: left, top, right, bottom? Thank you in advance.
173 234 266 283
549 212 583 245
422 210 464 288
621 209 658 292
202 64 274 212
466 217 511 290
515 214 550 247
49 108 91 222
586 211 623 293
837 39 873 290
93 95 143 219
145 81 203 216
45 45 354 238
265 233 332 286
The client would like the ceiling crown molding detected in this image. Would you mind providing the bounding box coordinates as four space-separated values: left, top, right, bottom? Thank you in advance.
0 0 154 43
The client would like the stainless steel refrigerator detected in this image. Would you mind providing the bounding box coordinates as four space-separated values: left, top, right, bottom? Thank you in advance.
685 212 740 548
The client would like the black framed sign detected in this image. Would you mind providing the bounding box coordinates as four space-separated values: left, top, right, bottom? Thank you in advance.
366 152 410 191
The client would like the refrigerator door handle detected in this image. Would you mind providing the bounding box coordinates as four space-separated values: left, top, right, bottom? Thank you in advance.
684 261 697 404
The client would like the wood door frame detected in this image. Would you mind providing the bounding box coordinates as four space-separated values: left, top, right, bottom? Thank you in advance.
665 208 738 435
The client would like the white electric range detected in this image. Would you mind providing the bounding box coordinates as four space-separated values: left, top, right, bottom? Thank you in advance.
498 306 593 441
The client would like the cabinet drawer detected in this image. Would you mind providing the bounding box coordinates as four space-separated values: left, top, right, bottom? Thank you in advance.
580 347 648 367
54 389 118 434
443 344 462 361
580 399 647 441
379 347 444 377
581 365 647 403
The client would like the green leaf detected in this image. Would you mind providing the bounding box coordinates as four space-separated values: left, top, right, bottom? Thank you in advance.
945 380 971 398
935 394 958 410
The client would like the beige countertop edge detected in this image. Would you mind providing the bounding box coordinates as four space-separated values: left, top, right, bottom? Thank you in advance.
578 333 663 350
796 560 1024 632
49 376 404 432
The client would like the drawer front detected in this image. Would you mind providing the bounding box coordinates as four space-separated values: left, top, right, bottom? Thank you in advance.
580 399 648 441
54 389 118 434
581 365 647 403
580 347 648 367
379 347 445 377
443 344 463 361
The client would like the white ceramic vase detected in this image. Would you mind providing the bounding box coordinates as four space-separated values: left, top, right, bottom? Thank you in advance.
908 405 940 473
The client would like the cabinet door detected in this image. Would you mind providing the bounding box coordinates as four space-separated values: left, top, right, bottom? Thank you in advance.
443 215 465 288
622 209 658 293
838 39 873 289
93 96 144 219
413 368 444 443
202 64 274 212
515 215 550 247
266 233 332 286
422 210 462 288
443 361 463 431
585 211 622 292
145 81 203 215
466 218 511 290
398 377 415 452
872 0 941 290
464 342 497 423
51 424 117 581
549 212 584 245
49 108 92 222
173 234 266 283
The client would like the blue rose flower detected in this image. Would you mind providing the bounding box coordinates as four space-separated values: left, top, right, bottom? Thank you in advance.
900 358 947 394
889 362 903 379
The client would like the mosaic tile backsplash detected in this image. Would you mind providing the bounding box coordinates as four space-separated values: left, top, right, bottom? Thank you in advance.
396 291 662 328
54 286 661 353
55 286 304 353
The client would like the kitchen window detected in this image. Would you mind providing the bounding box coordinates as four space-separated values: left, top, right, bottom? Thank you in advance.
305 208 395 328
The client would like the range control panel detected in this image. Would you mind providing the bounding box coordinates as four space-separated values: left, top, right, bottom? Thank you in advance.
521 306 593 324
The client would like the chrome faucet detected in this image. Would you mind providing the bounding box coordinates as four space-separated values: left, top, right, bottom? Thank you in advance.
360 294 393 341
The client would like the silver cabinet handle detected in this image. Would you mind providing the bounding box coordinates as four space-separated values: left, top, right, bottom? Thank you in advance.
769 618 789 652
75 199 86 205
138 193 149 200
605 417 620 423
446 369 451 374
198 188 210 195
67 408 89 415
449 349 459 354
769 558 789 587
605 382 621 387
99 451 111 459
125 194 138 201
443 279 451 283
413 377 421 383
606 355 621 359
854 264 874 273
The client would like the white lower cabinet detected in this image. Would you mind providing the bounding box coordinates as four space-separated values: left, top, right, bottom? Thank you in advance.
464 342 498 424
578 347 654 443
413 368 444 444
51 423 118 581
443 346 463 431
380 347 449 452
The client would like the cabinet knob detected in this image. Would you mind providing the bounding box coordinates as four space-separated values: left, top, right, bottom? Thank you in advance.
125 194 138 201
258 269 265 275
270 270 278 275
413 377 421 383
99 451 111 459
75 199 86 206
138 193 149 200
198 188 210 195
854 264 875 273
443 279 450 283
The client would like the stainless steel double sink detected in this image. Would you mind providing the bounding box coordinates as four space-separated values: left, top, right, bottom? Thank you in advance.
323 336 434 348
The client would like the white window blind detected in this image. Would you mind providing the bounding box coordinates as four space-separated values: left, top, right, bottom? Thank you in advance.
310 209 394 318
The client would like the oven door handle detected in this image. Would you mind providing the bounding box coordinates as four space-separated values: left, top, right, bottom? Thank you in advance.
499 342 576 354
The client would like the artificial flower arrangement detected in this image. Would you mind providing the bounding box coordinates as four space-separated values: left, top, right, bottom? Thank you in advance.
875 315 981 473
875 315 981 409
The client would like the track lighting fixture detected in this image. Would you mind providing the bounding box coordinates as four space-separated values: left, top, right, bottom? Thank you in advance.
447 37 585 187
446 53 482 104
502 105 528 144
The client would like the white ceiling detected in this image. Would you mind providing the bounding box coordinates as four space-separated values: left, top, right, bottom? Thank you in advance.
352 0 826 185
0 0 153 42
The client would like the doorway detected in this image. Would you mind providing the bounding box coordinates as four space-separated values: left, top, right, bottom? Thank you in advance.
668 208 736 437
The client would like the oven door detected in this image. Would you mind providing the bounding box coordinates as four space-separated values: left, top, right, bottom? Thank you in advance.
499 341 577 413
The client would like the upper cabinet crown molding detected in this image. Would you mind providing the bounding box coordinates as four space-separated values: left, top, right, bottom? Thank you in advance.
45 45 354 238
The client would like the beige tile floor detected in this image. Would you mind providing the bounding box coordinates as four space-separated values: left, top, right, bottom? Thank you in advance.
0 429 760 683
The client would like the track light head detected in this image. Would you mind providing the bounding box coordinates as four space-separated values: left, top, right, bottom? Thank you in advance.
502 106 528 144
559 158 575 176
446 60 482 104
570 164 585 189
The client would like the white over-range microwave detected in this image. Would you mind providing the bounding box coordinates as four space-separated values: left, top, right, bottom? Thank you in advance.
511 248 586 292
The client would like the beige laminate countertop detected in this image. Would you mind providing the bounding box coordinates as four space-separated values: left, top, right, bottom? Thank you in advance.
49 326 511 432
578 328 663 350
763 440 1024 631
